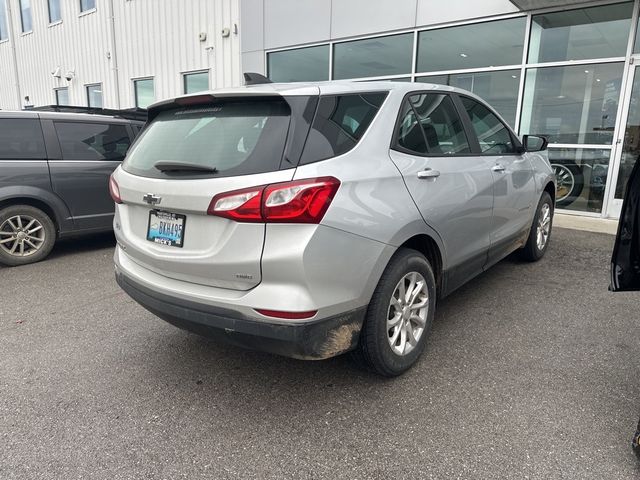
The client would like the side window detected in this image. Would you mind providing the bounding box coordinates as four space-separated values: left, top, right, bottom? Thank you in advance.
460 96 516 154
0 119 47 160
54 122 132 161
300 92 388 164
395 94 470 155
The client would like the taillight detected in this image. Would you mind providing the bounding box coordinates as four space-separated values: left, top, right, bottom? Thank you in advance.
109 175 122 204
208 186 265 222
207 177 340 224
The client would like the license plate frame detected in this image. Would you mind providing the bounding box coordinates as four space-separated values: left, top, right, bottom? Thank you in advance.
146 210 186 248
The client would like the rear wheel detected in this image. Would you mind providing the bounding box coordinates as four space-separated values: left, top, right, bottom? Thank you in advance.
0 205 56 266
356 248 436 377
519 192 553 262
552 163 583 208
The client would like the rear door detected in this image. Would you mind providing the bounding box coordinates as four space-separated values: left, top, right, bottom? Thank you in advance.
388 92 495 292
113 96 306 291
457 95 537 267
48 119 133 231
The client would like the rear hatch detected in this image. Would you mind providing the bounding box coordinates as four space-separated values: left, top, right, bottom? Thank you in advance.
113 94 315 290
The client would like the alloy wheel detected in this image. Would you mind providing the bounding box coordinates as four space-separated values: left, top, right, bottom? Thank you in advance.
387 272 429 356
536 203 551 251
0 215 46 258
553 164 575 203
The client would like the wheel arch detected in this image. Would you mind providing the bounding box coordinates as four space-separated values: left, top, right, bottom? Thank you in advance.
0 190 71 237
398 234 444 297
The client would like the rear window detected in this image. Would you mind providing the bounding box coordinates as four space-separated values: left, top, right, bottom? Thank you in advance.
0 118 46 160
123 100 291 178
300 92 388 164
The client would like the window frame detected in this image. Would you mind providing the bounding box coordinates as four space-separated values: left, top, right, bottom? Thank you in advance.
133 77 155 108
48 0 61 24
54 87 69 106
391 90 478 158
79 0 96 14
182 70 210 95
19 0 32 34
85 83 103 108
52 120 134 162
455 94 523 156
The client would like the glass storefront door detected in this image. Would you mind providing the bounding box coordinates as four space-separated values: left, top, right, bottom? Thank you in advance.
608 63 640 218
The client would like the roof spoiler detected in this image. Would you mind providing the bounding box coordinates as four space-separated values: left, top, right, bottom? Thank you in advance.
31 105 147 122
244 72 272 85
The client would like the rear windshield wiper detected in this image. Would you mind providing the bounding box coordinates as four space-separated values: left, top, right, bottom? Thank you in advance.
154 161 218 174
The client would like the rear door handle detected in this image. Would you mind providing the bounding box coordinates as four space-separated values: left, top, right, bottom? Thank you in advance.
492 164 506 173
417 168 441 179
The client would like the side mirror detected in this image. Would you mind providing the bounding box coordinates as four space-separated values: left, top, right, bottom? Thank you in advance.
522 134 548 152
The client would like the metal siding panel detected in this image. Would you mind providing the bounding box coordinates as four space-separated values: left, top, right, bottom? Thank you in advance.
0 0 241 110
263 0 331 49
331 0 418 38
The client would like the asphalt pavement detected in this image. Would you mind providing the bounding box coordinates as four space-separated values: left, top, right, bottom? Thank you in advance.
1 228 639 479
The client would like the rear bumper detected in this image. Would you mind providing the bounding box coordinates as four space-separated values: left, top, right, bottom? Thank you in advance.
116 270 366 360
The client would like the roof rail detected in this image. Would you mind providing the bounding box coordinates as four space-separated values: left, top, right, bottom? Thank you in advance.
31 105 148 122
244 72 272 86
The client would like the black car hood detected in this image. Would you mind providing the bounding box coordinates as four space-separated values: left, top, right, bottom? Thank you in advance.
611 156 640 291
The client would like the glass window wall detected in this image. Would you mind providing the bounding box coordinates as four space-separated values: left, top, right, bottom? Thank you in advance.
417 18 526 73
268 45 330 82
529 3 633 63
417 70 521 127
520 63 624 145
333 33 413 80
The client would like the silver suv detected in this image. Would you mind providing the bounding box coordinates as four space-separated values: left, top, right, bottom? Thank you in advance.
111 80 555 376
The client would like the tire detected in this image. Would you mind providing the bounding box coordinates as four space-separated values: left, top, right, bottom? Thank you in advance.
0 205 56 267
519 192 553 262
356 248 436 377
551 163 583 208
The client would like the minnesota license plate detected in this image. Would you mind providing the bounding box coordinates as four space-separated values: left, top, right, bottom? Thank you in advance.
147 210 186 247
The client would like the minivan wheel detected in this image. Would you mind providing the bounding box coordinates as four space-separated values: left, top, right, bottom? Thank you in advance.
0 205 56 267
519 192 553 262
356 248 436 377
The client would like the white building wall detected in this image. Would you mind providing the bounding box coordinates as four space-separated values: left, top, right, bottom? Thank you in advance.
0 0 241 111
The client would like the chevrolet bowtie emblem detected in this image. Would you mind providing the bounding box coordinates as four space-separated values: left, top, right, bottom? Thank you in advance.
143 194 162 205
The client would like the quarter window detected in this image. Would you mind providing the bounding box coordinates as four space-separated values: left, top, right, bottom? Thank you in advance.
54 123 131 161
300 92 388 164
460 96 516 154
395 94 470 156
0 119 46 160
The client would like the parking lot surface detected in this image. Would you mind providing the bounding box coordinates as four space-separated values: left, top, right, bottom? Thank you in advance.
1 228 639 479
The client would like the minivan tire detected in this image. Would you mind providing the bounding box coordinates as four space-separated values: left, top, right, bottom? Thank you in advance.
519 192 553 262
356 248 436 377
0 205 56 267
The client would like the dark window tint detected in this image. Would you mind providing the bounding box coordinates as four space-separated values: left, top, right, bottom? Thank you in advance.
395 94 470 155
461 96 516 154
0 119 46 160
124 100 292 179
55 122 131 161
300 92 388 164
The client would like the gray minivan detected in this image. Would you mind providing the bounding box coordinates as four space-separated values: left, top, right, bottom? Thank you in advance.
0 109 144 266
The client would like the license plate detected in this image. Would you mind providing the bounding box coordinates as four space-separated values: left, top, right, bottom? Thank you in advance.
147 210 186 247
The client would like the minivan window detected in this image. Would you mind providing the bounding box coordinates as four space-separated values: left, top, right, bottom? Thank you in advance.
395 94 470 155
460 96 517 154
0 119 46 160
123 100 291 178
55 122 131 161
300 92 388 164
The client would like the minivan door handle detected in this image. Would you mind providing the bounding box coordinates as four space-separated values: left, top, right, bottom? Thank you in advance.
491 164 506 173
417 168 441 179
